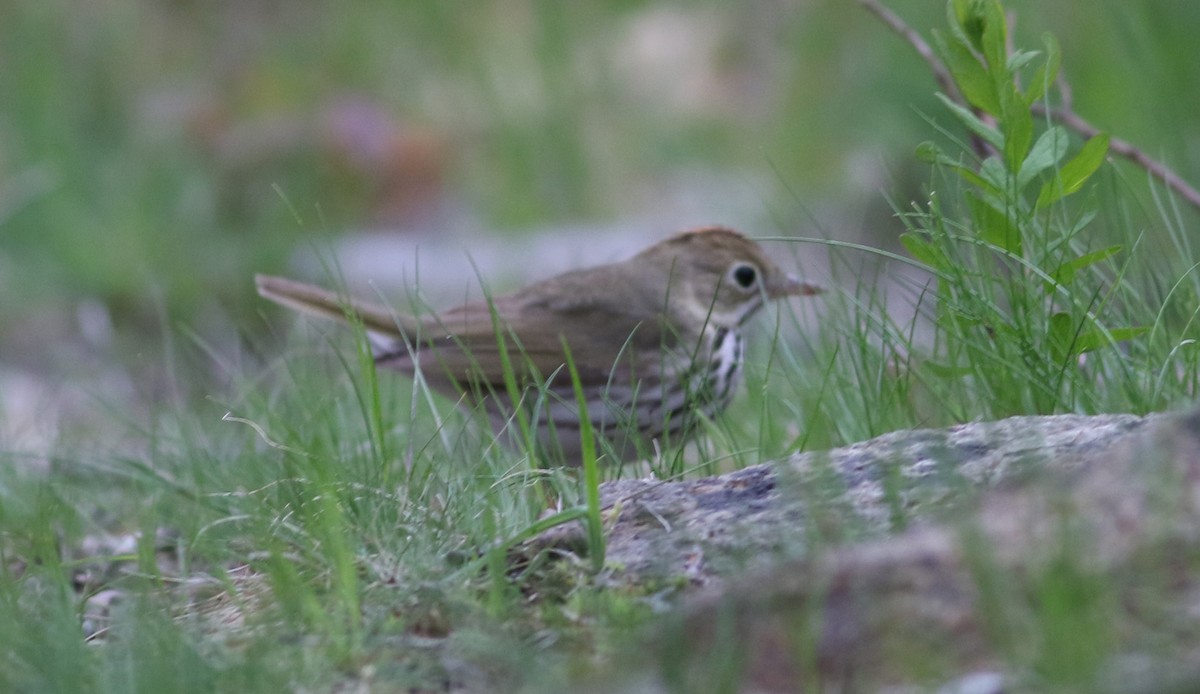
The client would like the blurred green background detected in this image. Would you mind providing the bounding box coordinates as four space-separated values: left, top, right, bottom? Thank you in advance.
1 0 1197 382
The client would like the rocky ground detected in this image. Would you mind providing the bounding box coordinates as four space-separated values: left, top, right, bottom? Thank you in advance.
530 410 1200 692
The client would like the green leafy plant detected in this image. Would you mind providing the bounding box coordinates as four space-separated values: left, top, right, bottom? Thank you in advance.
900 0 1146 414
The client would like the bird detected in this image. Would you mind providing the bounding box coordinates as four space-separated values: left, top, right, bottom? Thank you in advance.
256 225 821 465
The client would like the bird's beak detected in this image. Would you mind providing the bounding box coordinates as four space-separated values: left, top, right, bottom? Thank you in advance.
771 273 824 299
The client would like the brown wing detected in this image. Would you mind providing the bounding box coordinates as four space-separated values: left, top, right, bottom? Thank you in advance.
375 270 678 403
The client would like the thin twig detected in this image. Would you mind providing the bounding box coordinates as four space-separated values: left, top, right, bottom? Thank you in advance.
861 0 1200 213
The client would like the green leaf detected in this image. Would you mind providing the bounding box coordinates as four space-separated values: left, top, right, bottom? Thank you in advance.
1000 83 1033 171
950 0 986 52
1074 326 1149 354
923 359 975 379
901 232 949 270
1017 126 1069 190
1058 133 1111 190
968 191 1021 254
1025 33 1061 104
915 141 944 164
1049 313 1147 360
933 30 1000 114
1047 311 1076 362
1006 49 1040 74
950 0 971 27
954 166 1002 195
979 0 1008 74
1047 245 1121 288
936 92 1004 149
1036 133 1110 208
979 156 1008 190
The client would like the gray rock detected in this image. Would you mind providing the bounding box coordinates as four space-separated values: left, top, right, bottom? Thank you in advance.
542 409 1200 692
531 413 1158 588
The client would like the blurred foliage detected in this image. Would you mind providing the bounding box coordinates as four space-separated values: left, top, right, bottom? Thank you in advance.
0 0 1197 359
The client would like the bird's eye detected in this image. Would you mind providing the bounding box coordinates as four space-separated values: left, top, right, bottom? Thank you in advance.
732 263 758 290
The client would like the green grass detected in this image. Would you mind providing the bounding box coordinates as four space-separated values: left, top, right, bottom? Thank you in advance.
2 0 1200 691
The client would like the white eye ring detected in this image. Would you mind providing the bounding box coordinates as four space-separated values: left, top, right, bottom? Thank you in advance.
730 263 759 291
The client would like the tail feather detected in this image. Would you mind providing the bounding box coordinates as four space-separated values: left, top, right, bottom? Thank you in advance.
255 274 410 342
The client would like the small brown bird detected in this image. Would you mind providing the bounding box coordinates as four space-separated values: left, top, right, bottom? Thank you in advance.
256 226 821 464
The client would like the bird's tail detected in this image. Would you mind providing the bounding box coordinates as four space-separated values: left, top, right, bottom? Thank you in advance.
255 274 411 343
